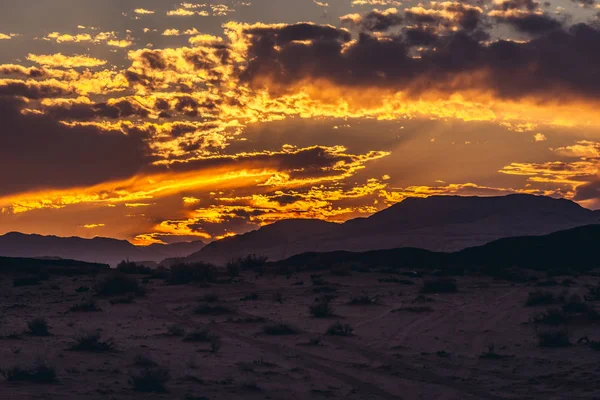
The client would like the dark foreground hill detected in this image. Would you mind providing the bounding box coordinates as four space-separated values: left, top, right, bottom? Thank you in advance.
0 256 109 276
184 194 600 265
271 224 600 274
0 233 204 266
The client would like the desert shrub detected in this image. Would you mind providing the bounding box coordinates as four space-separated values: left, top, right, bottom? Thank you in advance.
183 328 212 342
392 306 434 313
536 279 559 287
210 335 222 353
110 295 135 304
310 274 328 286
27 318 50 336
326 322 353 336
348 295 378 305
194 304 232 316
585 286 600 301
116 261 152 275
169 263 216 284
150 267 170 280
75 286 90 293
166 324 185 337
526 290 562 306
309 298 333 318
562 295 590 313
130 367 170 392
479 344 505 359
201 293 219 303
330 263 352 276
312 286 337 294
532 309 568 325
273 292 284 303
13 277 41 287
94 273 145 297
589 340 600 351
70 299 101 312
421 279 457 294
378 277 414 285
537 329 571 347
561 279 576 287
134 355 158 367
240 293 259 301
69 331 115 352
1 361 57 383
413 294 434 303
226 254 268 274
263 323 298 335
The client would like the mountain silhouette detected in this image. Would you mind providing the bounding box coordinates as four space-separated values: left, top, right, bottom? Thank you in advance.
271 224 600 273
183 194 600 265
0 233 204 266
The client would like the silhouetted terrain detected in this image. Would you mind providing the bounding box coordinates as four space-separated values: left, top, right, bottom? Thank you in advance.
184 195 600 265
271 224 600 274
0 233 204 266
0 256 108 276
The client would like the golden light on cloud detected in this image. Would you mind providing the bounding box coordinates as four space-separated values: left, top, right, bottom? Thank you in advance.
27 53 107 68
81 223 106 229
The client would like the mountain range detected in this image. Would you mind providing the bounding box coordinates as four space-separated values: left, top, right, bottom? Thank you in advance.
183 194 600 266
0 233 204 266
272 224 600 273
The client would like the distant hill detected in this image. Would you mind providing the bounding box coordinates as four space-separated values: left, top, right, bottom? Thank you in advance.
0 256 109 275
272 224 600 273
183 194 600 266
0 233 204 266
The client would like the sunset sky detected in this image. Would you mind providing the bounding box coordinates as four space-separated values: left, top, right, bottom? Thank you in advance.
1 0 600 244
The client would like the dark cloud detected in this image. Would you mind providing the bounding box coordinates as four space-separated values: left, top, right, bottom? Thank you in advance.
574 180 600 201
570 0 595 7
44 99 150 120
493 13 562 35
0 95 151 196
342 9 403 32
238 21 600 101
0 81 71 99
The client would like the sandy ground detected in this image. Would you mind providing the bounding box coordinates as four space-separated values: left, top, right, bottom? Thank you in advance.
1 269 599 399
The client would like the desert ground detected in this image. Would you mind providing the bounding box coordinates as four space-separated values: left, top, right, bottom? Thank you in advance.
1 266 599 399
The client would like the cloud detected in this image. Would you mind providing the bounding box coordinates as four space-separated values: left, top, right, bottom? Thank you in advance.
0 95 151 198
27 53 107 68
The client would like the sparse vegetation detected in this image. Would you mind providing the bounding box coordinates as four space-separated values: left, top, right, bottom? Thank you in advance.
263 323 298 335
378 277 414 285
166 324 186 337
532 308 567 325
309 297 334 318
183 328 212 342
526 290 563 306
69 331 115 352
326 322 353 336
561 295 589 313
169 262 217 284
226 254 268 274
201 293 219 303
130 367 170 392
13 277 41 287
273 292 284 303
69 299 101 312
240 293 259 301
348 295 379 305
1 361 57 383
94 272 145 297
134 355 158 367
116 260 152 275
421 279 457 294
27 318 50 336
585 286 600 301
537 329 571 348
392 306 434 313
194 304 232 315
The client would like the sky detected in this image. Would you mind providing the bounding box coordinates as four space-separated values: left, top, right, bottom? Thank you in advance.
1 0 600 245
